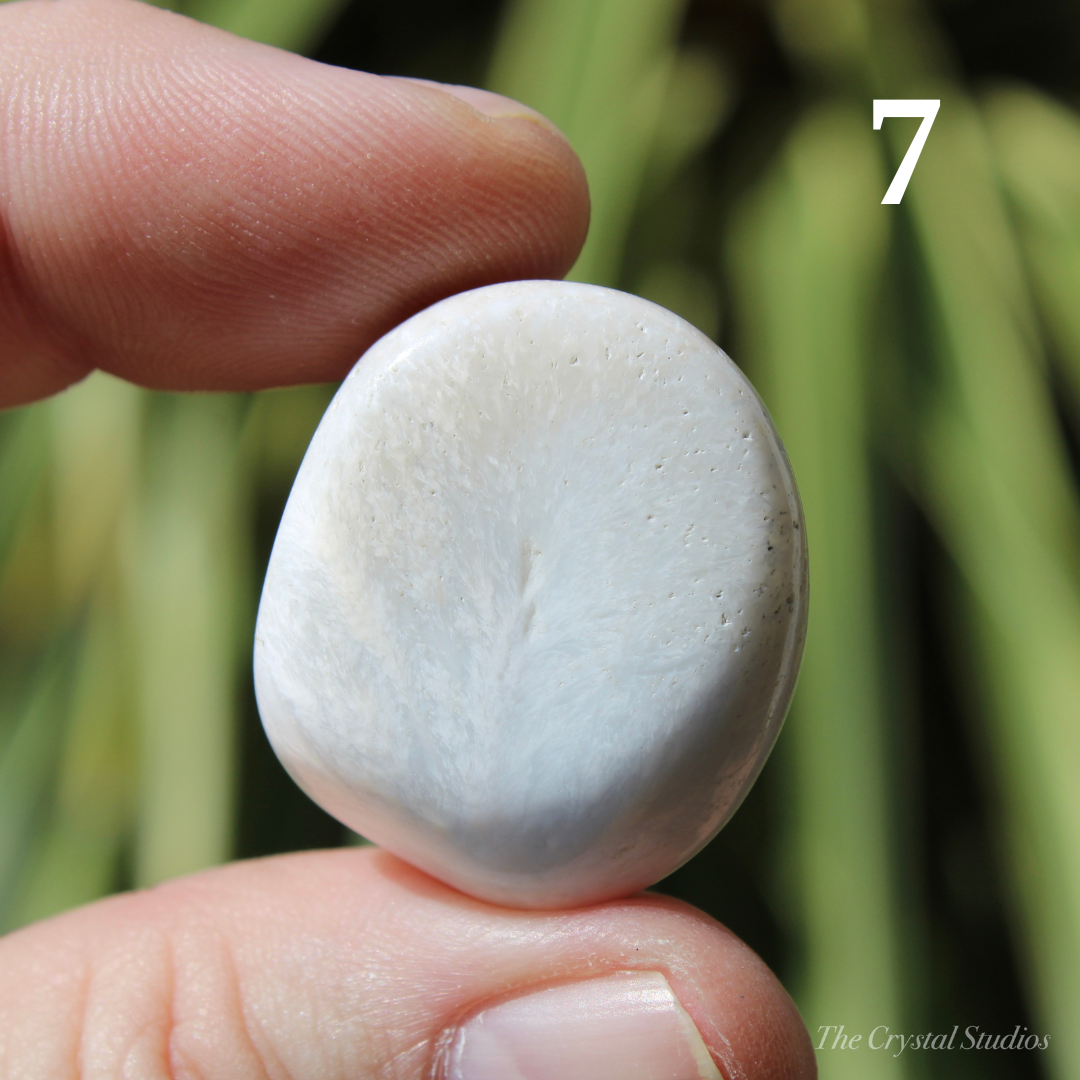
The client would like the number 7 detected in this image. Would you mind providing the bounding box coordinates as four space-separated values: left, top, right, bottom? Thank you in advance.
873 99 940 204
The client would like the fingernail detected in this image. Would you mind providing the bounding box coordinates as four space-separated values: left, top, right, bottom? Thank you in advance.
442 971 722 1080
388 76 566 135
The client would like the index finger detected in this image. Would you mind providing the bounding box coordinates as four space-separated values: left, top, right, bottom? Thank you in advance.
0 0 589 406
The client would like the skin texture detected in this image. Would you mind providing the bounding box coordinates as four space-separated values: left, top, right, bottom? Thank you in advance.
0 0 588 404
0 848 815 1080
0 3 816 1076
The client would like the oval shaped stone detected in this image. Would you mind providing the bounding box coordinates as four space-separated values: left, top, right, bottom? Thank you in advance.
254 280 807 909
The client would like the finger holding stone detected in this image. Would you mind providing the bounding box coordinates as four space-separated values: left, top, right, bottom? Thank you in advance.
0 847 815 1080
0 0 589 406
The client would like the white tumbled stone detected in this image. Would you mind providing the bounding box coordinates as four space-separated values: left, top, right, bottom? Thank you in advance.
254 280 807 909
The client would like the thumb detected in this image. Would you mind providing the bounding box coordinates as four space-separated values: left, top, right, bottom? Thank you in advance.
0 848 815 1080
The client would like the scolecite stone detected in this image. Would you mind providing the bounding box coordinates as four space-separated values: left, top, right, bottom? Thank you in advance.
254 280 807 909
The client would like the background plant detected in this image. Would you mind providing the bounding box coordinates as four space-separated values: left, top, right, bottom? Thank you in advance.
2 1 1079 1078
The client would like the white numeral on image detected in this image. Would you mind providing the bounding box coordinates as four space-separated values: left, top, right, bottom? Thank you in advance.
873 99 940 204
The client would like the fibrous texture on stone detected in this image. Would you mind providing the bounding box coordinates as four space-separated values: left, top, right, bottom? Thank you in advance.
254 280 807 908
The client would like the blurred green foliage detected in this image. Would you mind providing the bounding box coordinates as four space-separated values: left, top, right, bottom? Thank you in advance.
3 1 1080 1079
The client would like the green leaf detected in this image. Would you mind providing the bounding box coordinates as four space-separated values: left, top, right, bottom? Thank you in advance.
906 91 1080 1080
7 591 135 927
489 0 690 286
984 86 1080 415
0 406 49 574
727 101 908 1080
0 628 80 930
127 394 251 887
179 0 346 53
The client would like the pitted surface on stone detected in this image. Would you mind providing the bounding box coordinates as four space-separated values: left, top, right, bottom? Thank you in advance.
254 280 806 908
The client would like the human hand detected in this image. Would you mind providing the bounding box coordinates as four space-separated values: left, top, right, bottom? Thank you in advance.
0 3 816 1076
0 0 586 405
